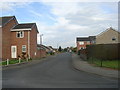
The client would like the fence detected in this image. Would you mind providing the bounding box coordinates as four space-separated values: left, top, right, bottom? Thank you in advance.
79 49 87 60
86 43 120 60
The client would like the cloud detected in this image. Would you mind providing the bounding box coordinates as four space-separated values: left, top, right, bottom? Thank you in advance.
0 1 118 48
35 2 118 48
0 2 32 12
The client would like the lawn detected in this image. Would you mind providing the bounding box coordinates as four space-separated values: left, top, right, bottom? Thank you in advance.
88 58 120 69
0 59 28 65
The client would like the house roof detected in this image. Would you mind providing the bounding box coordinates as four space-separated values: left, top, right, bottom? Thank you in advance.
12 23 39 33
0 16 17 27
76 37 90 41
89 36 96 40
37 44 50 50
77 36 96 41
96 27 120 38
13 23 35 29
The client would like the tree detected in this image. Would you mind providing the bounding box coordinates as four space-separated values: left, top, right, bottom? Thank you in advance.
58 46 62 52
63 48 67 52
72 47 77 52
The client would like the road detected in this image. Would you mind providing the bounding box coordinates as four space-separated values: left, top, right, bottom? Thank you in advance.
2 52 118 88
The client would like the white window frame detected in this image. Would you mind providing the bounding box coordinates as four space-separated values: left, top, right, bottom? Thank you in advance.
16 31 24 38
79 42 84 45
22 45 26 52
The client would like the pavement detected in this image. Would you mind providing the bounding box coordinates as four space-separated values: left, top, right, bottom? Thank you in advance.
72 53 119 79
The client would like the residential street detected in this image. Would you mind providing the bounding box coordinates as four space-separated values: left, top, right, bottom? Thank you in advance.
2 52 118 88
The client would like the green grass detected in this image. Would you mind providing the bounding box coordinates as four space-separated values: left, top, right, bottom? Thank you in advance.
9 60 19 64
0 61 7 65
1 59 29 65
88 58 120 69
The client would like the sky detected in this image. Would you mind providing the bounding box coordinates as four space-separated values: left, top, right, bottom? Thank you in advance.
0 0 118 48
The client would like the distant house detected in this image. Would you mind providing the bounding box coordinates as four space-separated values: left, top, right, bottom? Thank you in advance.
47 46 56 53
37 44 47 58
96 27 120 44
76 36 96 52
0 16 46 60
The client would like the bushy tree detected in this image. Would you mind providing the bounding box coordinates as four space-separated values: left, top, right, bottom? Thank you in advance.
58 46 62 52
72 47 77 52
63 48 67 52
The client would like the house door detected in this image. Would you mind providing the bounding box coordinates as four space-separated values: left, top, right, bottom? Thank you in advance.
11 46 17 58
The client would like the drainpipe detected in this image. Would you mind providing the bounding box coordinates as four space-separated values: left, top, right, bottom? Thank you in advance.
28 31 30 59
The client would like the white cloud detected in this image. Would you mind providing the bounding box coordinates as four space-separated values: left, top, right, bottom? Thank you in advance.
0 2 31 12
36 2 118 48
0 1 118 48
55 17 70 25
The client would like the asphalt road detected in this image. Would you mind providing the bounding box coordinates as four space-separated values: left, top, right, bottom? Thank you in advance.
2 52 118 88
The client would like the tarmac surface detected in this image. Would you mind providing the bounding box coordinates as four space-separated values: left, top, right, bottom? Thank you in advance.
2 52 118 88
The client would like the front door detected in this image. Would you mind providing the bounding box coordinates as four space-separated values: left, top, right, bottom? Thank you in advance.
11 46 17 58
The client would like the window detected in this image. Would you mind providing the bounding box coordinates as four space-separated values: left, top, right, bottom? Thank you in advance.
16 31 24 38
87 41 90 44
79 42 84 45
112 37 116 41
22 45 26 52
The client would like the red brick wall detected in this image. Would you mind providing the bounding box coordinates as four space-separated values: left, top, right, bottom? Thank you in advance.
36 49 46 58
11 31 29 59
0 27 2 60
9 25 45 59
11 27 38 59
2 19 17 60
30 27 38 59
77 41 91 52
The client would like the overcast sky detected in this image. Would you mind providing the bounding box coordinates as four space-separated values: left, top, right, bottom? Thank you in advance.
0 0 118 48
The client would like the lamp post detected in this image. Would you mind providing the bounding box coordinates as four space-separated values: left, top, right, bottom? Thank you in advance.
40 34 43 58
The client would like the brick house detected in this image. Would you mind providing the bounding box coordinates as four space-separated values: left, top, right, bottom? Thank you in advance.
96 27 120 44
11 23 39 59
76 36 96 52
0 16 18 60
0 16 46 60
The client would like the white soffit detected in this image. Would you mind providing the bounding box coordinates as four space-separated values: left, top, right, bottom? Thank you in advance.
11 28 32 31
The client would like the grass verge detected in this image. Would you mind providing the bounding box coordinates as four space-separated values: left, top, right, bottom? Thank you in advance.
88 58 120 70
0 59 31 66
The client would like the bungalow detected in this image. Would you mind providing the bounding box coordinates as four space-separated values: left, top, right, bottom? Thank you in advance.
37 44 47 58
96 27 120 44
0 16 45 60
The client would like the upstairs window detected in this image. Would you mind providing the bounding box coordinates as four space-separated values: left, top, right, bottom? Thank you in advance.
87 41 90 44
16 31 24 38
79 42 84 45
